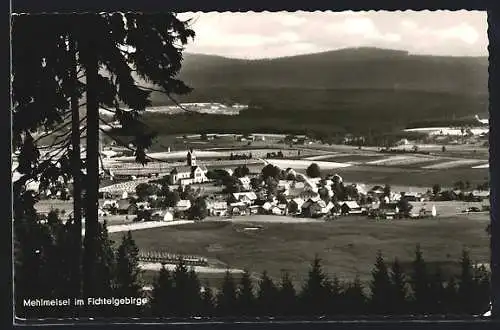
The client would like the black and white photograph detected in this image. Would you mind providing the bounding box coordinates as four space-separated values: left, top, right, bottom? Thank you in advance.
10 8 493 322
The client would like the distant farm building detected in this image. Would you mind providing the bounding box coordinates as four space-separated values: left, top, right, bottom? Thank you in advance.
341 201 363 215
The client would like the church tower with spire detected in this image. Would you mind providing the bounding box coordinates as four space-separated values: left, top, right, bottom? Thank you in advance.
187 148 197 167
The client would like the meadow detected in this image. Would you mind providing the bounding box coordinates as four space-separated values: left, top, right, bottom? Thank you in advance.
113 214 490 288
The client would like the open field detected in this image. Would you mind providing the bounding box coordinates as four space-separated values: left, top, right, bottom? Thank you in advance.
422 159 486 170
316 154 387 163
115 214 490 288
335 166 489 188
243 163 489 188
265 159 352 170
113 148 323 162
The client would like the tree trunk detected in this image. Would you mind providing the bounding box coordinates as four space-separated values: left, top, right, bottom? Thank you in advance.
69 34 82 299
83 34 100 298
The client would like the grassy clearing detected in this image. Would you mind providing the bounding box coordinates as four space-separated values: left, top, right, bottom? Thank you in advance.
320 154 387 163
338 166 489 188
117 215 490 288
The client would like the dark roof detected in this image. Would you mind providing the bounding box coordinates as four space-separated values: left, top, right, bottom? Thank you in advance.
171 166 192 174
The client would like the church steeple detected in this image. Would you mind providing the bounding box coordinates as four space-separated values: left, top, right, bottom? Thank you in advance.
187 148 197 167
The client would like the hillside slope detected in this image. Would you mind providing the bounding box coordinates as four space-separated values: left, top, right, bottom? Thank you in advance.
177 48 487 95
141 48 488 135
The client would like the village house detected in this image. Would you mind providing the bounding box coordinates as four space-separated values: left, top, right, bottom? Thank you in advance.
117 199 138 215
409 203 437 218
288 197 305 214
261 202 273 214
301 196 332 218
470 190 490 202
272 204 288 216
208 201 229 217
340 201 363 215
249 205 260 214
232 192 258 205
151 209 174 222
370 202 400 219
169 149 209 186
400 191 424 202
230 202 248 216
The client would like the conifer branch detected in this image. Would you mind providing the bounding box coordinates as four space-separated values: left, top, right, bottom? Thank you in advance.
135 85 197 113
97 123 171 164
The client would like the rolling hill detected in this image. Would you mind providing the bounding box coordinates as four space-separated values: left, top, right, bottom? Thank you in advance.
139 48 489 136
176 48 487 94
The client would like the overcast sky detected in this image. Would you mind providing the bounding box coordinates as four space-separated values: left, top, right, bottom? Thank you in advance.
177 11 487 59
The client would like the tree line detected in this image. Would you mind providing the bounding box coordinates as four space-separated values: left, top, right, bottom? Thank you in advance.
149 247 490 318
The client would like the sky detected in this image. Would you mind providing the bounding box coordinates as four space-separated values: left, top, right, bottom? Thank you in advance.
177 11 487 59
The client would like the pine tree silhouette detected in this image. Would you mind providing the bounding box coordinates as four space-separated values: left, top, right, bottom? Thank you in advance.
257 271 278 316
342 275 367 316
114 231 142 296
389 258 408 315
216 271 238 316
409 244 431 315
300 255 331 315
428 267 446 314
457 248 475 314
171 258 199 316
187 268 203 316
114 231 143 316
237 269 256 316
150 264 174 317
325 274 343 315
369 250 392 315
277 272 297 316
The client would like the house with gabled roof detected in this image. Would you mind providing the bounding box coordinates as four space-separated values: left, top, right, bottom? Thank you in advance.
340 201 362 215
232 192 258 205
301 196 330 218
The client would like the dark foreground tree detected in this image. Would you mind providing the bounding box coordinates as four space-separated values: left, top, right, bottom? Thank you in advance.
150 265 174 317
409 244 431 314
341 275 367 315
170 259 202 316
300 255 331 315
389 258 409 314
237 270 256 316
256 271 278 316
277 272 297 316
457 249 478 314
428 267 446 314
216 271 238 316
12 12 195 300
369 251 392 315
114 231 142 296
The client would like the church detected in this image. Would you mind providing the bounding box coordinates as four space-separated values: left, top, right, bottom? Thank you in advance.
169 149 208 186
